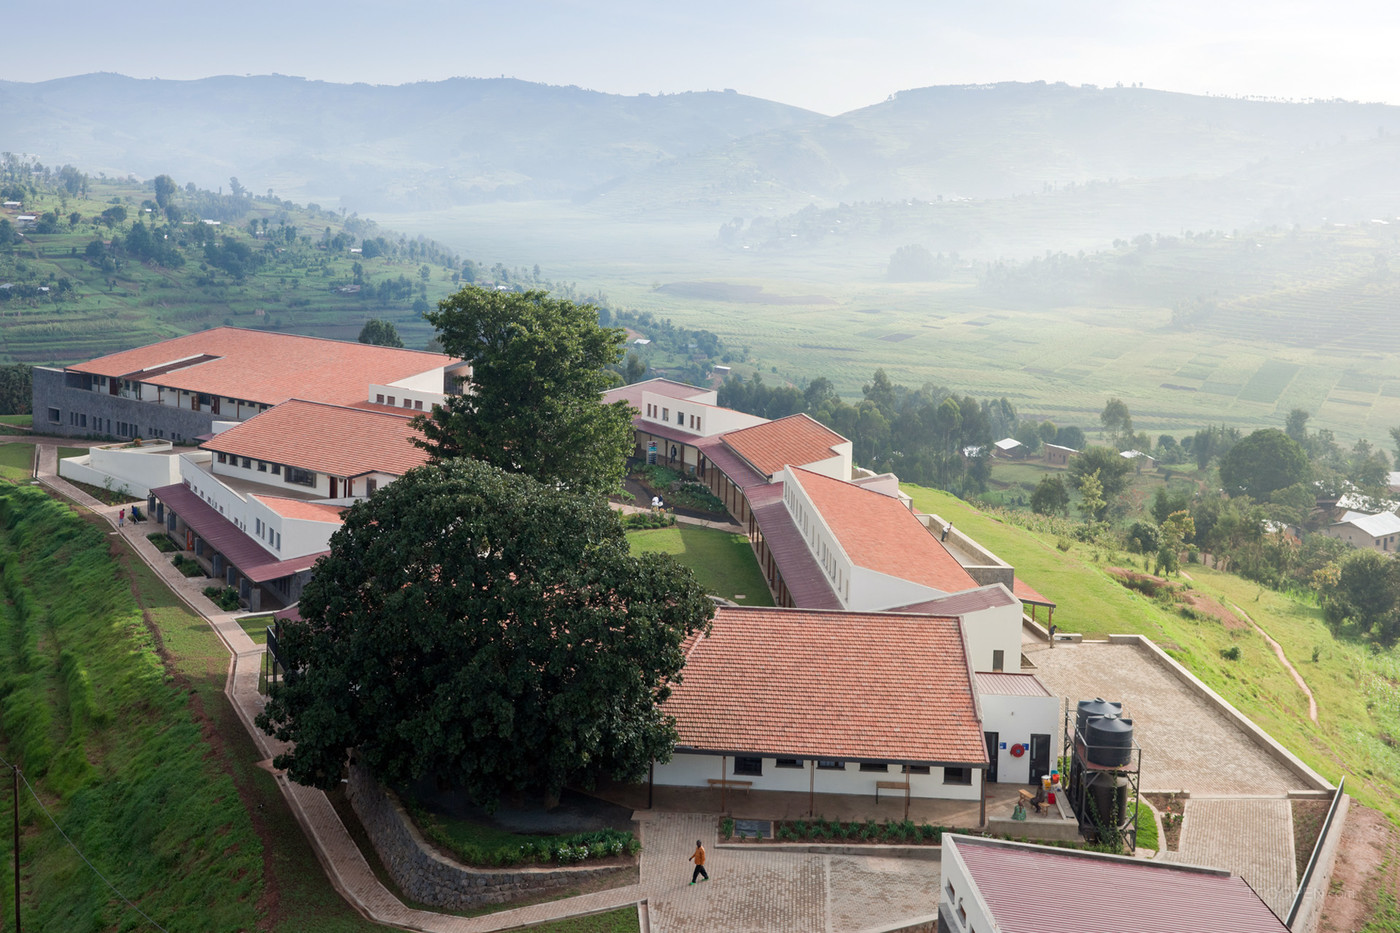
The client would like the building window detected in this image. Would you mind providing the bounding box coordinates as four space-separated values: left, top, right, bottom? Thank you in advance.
662 407 669 421
47 407 60 424
286 467 315 487
275 532 281 549
367 479 378 495
217 452 227 464
904 765 931 775
376 394 384 404
386 396 395 406
676 409 684 425
241 457 252 469
817 759 843 770
992 649 1005 672
733 756 762 776
80 414 87 428
943 767 972 785
415 400 423 410
775 758 803 769
695 417 701 432
271 464 281 475
858 762 890 773
257 461 268 472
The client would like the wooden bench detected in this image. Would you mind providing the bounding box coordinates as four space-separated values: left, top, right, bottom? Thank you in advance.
707 778 752 793
1018 787 1048 814
876 780 910 802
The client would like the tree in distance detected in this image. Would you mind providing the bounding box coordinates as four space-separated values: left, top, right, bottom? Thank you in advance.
1068 446 1133 519
415 286 635 497
1031 474 1069 516
1100 398 1133 445
1219 428 1309 500
255 458 715 808
358 317 404 348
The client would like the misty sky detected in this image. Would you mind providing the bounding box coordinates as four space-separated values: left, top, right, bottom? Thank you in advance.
5 0 1399 115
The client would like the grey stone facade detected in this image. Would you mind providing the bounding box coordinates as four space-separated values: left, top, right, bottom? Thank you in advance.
345 761 637 910
33 366 217 443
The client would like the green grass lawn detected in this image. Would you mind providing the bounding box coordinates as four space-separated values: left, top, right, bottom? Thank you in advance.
57 446 89 459
0 441 34 480
529 907 639 932
1135 802 1159 852
627 524 774 606
239 613 274 645
903 482 1400 825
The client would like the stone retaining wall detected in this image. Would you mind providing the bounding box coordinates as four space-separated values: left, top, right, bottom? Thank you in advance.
345 761 637 910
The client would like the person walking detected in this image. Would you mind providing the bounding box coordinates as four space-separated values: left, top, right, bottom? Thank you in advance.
688 839 708 884
118 507 125 528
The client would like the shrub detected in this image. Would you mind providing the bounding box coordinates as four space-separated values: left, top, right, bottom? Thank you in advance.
202 585 241 611
721 817 734 840
1220 645 1242 661
146 532 177 553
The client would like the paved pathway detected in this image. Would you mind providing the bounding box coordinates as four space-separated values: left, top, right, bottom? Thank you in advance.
1161 797 1296 917
33 447 938 932
1026 641 1302 795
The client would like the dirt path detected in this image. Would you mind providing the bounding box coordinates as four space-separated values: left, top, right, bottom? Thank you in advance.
1233 604 1318 724
1318 804 1400 932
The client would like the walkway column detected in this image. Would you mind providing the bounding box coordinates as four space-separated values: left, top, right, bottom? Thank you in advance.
226 566 237 587
212 553 224 576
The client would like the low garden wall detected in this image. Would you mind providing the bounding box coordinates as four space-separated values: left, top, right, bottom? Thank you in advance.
345 761 637 910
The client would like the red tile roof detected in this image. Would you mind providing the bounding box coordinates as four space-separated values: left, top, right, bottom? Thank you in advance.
252 496 347 522
949 835 1290 933
974 672 1051 697
668 606 987 764
69 326 456 408
202 400 429 478
1013 578 1056 607
721 414 848 477
790 467 979 595
745 483 842 610
151 483 326 583
696 435 767 491
602 377 714 410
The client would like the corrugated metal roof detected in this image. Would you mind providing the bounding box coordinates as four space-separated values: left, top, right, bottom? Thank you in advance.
950 835 1290 933
670 607 988 764
696 435 767 490
891 584 1019 616
974 672 1051 697
602 378 714 409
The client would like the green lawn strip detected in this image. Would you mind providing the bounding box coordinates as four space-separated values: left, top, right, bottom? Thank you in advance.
626 524 774 605
114 504 382 932
0 441 34 480
239 613 274 644
57 446 89 459
526 908 640 933
0 415 33 427
1134 801 1159 851
902 483 1400 823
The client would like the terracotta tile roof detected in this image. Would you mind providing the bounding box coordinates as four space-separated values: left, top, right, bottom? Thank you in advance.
790 467 979 595
151 483 326 583
720 413 848 477
949 835 1290 933
745 483 842 610
1012 578 1055 607
69 326 457 407
695 435 767 490
974 672 1051 697
668 606 987 764
602 377 715 410
251 496 347 522
202 400 429 478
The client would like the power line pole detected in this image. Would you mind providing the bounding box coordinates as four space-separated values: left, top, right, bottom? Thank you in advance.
11 765 18 933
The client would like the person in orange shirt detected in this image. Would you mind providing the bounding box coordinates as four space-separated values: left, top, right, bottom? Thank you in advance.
688 839 708 884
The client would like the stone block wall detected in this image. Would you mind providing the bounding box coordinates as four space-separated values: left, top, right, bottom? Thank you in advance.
345 761 637 910
33 366 215 442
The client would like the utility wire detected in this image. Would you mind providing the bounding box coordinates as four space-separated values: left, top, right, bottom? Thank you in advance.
0 750 170 933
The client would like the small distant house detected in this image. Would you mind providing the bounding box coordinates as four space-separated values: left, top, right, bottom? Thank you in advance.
15 214 36 226
992 438 1026 460
712 365 731 375
2 201 21 209
1120 449 1156 471
961 445 985 460
1388 471 1400 495
201 219 221 226
1043 443 1077 466
632 338 652 346
1323 510 1400 554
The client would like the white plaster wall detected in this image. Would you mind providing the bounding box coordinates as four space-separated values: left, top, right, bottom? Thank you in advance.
276 515 339 558
368 382 444 412
848 566 942 612
960 598 1024 672
978 693 1061 786
798 443 853 481
783 479 857 605
639 392 765 438
212 456 326 496
939 839 995 933
387 367 449 393
60 443 182 498
653 754 983 800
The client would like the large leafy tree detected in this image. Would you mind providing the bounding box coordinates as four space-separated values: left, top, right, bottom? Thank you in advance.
358 317 404 348
1219 428 1309 500
256 459 714 807
1068 445 1133 518
415 286 635 497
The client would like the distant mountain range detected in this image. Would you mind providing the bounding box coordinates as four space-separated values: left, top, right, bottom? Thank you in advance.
6 74 1400 242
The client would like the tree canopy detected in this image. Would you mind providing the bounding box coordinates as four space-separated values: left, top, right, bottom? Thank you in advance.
256 459 714 808
415 286 635 497
357 317 404 348
1068 446 1133 519
1219 428 1309 500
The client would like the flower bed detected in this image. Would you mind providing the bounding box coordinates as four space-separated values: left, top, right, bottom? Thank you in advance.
407 797 640 868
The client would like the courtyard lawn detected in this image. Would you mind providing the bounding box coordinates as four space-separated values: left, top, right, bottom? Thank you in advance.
627 524 774 606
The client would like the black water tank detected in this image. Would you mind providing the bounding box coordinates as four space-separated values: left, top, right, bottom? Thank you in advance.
1086 773 1130 830
1076 698 1123 739
1085 715 1134 768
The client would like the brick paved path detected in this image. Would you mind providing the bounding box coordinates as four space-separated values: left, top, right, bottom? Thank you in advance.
1161 797 1296 917
1027 642 1302 795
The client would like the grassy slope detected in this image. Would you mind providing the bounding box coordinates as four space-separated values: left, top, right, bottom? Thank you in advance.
0 483 379 932
626 524 774 606
904 483 1400 823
